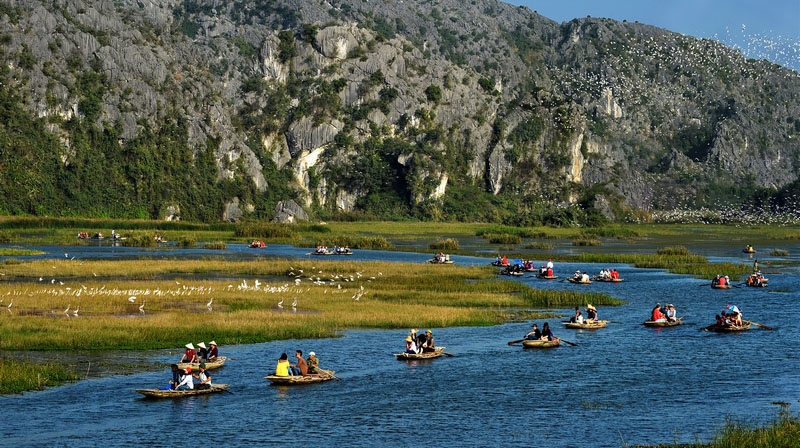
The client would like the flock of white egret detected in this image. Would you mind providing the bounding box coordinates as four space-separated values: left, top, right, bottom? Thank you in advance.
0 264 377 318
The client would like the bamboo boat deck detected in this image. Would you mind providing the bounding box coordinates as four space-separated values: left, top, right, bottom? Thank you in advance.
643 319 682 327
135 384 229 398
567 277 592 284
563 320 607 329
394 347 445 360
265 369 337 385
522 339 560 348
706 321 751 332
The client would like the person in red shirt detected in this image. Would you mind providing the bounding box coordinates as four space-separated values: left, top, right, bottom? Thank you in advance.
179 343 197 363
651 303 666 321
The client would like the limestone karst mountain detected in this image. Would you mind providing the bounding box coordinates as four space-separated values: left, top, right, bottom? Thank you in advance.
0 0 797 224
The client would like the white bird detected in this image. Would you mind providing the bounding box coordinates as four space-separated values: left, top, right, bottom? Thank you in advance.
39 277 43 282
128 296 136 302
51 278 55 284
277 299 284 309
72 306 79 316
206 298 213 308
65 253 68 258
254 280 261 288
139 301 146 313
291 298 297 309
64 304 70 314
6 300 12 310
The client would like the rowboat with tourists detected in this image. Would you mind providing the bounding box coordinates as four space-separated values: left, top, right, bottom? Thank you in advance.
135 383 230 398
743 245 756 253
395 346 446 360
592 276 623 283
265 369 337 385
427 253 453 264
563 320 607 330
567 277 592 284
746 272 768 287
643 318 682 327
522 339 561 348
710 274 733 289
705 320 752 332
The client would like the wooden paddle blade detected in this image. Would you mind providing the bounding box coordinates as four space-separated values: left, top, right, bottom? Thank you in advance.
443 352 455 357
560 339 578 346
507 339 524 345
752 322 774 330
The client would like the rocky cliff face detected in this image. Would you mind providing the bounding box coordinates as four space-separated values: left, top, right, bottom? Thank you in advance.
0 0 798 222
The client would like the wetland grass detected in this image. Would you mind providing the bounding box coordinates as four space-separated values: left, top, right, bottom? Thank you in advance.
0 259 619 352
0 359 79 394
429 238 460 251
630 405 800 447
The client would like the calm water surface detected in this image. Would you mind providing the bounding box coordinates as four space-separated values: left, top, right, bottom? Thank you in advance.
2 243 799 447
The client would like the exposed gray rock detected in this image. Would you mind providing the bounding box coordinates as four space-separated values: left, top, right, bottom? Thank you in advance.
223 198 243 222
272 200 309 223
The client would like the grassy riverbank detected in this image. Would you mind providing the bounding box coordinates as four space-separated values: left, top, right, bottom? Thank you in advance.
631 404 800 447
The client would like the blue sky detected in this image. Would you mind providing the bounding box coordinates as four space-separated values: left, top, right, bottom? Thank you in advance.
508 0 800 70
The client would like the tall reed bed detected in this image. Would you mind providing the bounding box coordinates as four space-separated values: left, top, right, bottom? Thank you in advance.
0 359 78 394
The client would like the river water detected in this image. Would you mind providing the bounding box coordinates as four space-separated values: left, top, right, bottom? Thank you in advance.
2 241 799 447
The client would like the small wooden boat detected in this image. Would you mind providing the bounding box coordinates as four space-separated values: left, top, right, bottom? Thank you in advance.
643 319 682 327
427 258 454 264
563 320 607 329
592 276 623 283
394 347 445 360
706 321 751 332
135 384 230 398
711 284 732 289
537 274 558 280
742 247 756 253
311 250 334 256
499 270 524 276
177 356 227 371
491 261 508 267
521 339 560 348
248 242 266 248
567 277 592 284
265 369 337 385
332 250 353 255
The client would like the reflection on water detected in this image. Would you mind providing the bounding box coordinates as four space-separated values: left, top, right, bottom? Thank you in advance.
2 243 800 446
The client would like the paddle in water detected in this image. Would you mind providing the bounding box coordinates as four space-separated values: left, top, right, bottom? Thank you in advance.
751 322 774 330
507 339 525 345
558 338 578 347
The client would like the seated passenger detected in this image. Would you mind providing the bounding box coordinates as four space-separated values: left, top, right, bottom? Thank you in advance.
570 307 584 323
275 353 291 377
306 352 319 374
651 303 666 322
586 304 598 322
420 330 436 352
175 367 194 390
524 323 542 340
404 336 417 354
193 363 212 390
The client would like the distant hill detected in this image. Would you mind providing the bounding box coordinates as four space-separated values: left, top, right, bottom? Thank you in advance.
0 0 798 225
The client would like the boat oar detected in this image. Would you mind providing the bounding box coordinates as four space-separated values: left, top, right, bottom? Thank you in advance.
443 352 456 357
558 338 578 347
507 339 525 345
752 322 774 330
